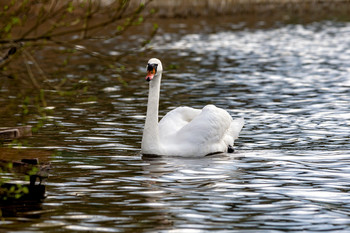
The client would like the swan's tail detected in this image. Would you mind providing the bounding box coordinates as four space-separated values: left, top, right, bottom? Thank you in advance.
230 118 245 140
224 117 244 152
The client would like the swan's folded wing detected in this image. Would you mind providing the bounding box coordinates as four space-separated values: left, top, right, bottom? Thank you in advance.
159 106 201 139
175 105 232 147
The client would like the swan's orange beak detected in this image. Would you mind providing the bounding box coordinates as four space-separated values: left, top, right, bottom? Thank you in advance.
146 63 157 82
145 69 155 82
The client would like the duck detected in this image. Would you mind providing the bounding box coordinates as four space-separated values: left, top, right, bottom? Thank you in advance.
141 58 244 157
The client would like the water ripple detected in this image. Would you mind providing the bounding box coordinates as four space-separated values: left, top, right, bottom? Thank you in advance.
2 21 350 233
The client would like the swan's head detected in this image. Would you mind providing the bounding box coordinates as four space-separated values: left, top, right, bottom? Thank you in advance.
145 58 163 82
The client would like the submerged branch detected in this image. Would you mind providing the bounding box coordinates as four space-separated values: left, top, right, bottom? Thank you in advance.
22 52 41 90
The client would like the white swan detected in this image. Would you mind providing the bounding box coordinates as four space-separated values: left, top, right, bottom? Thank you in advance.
141 58 244 157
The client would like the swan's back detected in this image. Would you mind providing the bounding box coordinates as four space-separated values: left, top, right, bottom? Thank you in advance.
158 105 243 156
176 105 232 145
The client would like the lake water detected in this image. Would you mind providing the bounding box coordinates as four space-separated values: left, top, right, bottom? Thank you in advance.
1 18 350 232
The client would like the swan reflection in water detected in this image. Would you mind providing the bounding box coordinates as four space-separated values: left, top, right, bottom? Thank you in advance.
138 152 245 230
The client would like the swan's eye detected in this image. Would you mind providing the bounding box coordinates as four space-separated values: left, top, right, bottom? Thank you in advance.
147 63 158 73
145 63 158 82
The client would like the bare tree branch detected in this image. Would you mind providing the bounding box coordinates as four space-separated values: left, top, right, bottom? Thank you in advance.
0 0 155 90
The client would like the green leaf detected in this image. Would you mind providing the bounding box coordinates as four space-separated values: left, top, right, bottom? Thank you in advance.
23 96 31 104
67 2 74 13
28 167 39 176
150 8 156 14
116 25 123 32
4 23 12 33
11 17 21 25
7 163 13 170
153 23 159 30
22 186 29 194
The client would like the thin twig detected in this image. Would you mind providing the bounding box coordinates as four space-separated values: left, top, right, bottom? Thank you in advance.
81 0 93 39
22 49 58 91
22 53 41 90
0 0 153 45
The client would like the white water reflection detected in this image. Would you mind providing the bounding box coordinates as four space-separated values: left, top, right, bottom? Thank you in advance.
136 150 350 232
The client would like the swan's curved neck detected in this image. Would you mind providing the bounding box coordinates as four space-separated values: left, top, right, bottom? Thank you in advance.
141 73 162 154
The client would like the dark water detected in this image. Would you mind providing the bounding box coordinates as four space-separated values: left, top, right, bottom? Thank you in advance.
1 19 350 232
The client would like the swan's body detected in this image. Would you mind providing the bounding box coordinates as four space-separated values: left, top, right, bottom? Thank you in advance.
141 58 244 157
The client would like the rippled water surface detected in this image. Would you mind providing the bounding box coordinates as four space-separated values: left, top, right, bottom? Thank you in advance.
2 19 350 232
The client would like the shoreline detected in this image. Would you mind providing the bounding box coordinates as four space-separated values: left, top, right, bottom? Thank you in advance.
132 0 350 18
